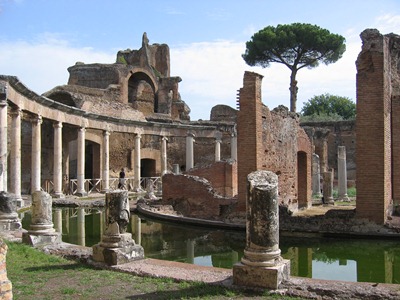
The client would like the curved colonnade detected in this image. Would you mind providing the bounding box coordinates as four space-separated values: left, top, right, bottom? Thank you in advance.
0 76 237 206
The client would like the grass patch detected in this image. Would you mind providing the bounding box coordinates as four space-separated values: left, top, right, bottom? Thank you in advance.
5 241 303 299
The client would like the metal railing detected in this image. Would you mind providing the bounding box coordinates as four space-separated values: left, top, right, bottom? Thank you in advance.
44 177 162 196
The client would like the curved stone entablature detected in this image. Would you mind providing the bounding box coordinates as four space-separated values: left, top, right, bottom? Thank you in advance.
1 75 230 138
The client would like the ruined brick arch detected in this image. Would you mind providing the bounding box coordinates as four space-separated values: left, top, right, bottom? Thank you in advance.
297 129 312 208
127 70 159 115
45 91 76 107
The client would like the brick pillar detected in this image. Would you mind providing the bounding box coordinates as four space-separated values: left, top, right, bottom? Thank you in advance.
392 95 400 209
237 71 264 211
356 29 393 224
0 239 12 300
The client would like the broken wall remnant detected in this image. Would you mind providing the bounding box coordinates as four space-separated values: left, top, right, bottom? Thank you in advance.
356 29 400 224
161 173 237 220
237 71 312 212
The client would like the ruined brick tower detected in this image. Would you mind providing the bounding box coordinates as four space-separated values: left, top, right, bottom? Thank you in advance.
356 29 400 224
237 71 312 212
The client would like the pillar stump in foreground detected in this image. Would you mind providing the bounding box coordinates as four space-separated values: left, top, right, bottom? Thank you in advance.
93 191 144 265
0 192 21 231
22 191 61 246
233 170 290 289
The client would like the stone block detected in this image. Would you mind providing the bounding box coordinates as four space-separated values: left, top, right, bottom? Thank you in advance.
22 232 61 246
233 259 290 289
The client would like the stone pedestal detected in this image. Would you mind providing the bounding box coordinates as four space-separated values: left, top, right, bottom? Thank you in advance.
233 261 290 289
92 191 144 265
233 170 290 289
0 192 21 231
22 191 61 246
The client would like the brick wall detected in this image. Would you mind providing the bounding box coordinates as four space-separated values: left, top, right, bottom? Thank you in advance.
187 160 237 197
161 173 237 220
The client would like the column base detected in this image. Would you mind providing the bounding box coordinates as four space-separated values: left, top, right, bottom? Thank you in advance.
51 192 65 199
22 231 62 246
233 259 290 289
338 195 350 202
0 219 22 231
76 191 88 197
92 233 144 265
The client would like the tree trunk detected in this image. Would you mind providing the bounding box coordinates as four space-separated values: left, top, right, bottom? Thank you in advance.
289 69 298 112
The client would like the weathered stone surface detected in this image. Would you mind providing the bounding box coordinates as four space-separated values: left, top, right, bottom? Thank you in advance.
0 239 12 300
0 192 21 231
233 260 290 289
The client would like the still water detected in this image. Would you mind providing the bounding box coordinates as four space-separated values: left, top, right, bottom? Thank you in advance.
20 208 400 284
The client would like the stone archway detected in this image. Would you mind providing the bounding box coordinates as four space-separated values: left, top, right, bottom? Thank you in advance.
128 72 157 115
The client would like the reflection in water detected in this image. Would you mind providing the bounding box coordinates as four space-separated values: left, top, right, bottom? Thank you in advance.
20 208 400 284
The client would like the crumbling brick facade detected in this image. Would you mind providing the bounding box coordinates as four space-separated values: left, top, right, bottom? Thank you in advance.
356 29 400 224
237 71 312 212
187 161 237 197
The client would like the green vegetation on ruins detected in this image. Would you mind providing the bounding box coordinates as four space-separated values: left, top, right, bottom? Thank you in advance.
300 93 356 122
6 241 303 300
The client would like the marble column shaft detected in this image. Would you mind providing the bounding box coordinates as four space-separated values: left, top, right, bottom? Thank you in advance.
215 138 221 162
10 108 22 202
102 131 110 192
77 127 86 195
0 101 7 191
161 136 168 176
31 115 42 193
337 146 349 201
312 153 322 197
134 133 141 190
185 133 195 171
53 121 64 198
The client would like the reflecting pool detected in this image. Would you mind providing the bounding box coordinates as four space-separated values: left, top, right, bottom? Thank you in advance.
19 208 400 284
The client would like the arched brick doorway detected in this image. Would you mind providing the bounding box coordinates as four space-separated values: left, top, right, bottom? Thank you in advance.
297 151 308 208
128 72 157 115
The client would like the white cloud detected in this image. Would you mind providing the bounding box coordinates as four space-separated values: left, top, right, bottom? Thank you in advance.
0 38 114 94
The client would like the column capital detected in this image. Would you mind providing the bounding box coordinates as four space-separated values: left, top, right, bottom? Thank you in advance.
103 130 110 137
9 107 22 117
135 133 142 139
215 138 222 143
53 121 63 129
78 126 86 133
0 83 7 105
31 115 42 125
187 132 195 138
161 136 168 142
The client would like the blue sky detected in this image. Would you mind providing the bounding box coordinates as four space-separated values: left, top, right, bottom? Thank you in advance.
1 0 400 120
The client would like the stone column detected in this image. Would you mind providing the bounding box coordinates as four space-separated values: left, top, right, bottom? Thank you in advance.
22 191 61 246
185 133 195 171
9 108 23 207
233 170 290 289
76 127 87 196
31 115 42 193
131 214 141 245
53 121 64 198
161 136 168 176
322 169 335 205
0 96 7 192
102 130 110 192
312 154 322 197
92 191 144 265
186 239 195 264
337 146 350 201
231 132 237 161
134 133 142 191
215 138 221 162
